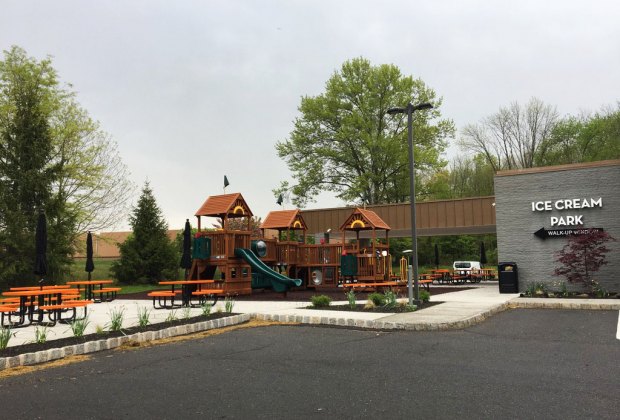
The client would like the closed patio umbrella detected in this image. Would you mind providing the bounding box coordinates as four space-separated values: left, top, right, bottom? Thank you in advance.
34 210 48 287
85 231 95 280
480 242 487 267
434 243 440 269
180 219 192 279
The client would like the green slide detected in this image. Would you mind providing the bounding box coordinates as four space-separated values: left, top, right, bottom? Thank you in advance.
234 248 302 293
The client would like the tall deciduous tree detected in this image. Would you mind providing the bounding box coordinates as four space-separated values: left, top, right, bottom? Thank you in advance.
459 97 559 171
111 182 179 284
276 57 454 207
0 46 133 287
539 105 620 165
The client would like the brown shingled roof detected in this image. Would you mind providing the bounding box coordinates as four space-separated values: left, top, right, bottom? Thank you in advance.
339 208 391 231
194 193 253 218
260 210 307 230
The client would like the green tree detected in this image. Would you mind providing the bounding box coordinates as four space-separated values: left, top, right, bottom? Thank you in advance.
0 46 61 286
276 57 454 207
111 182 179 284
539 105 620 165
0 46 132 287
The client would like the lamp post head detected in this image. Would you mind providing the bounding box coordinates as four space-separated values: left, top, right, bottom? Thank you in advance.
387 107 406 115
387 103 433 115
411 102 433 111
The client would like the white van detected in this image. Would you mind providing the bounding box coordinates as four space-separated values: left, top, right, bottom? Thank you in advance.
453 261 481 274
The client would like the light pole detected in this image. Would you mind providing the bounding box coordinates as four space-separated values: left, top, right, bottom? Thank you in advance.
387 102 433 304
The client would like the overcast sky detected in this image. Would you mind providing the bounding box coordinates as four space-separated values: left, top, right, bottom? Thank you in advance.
2 0 619 231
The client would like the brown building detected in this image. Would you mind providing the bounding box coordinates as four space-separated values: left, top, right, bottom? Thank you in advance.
75 230 181 259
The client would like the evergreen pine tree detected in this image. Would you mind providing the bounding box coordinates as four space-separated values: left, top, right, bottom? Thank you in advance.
111 182 179 284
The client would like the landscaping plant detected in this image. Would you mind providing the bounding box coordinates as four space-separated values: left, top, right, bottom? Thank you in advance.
69 315 90 337
34 326 49 344
345 290 357 309
224 297 235 313
310 295 332 308
554 229 615 293
419 290 430 303
0 326 13 350
166 309 177 322
182 307 192 319
108 307 125 332
137 306 151 328
368 292 386 307
383 290 398 309
201 302 212 317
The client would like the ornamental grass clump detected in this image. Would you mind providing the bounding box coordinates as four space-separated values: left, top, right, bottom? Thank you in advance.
34 326 49 344
137 306 151 328
224 297 235 313
166 309 177 322
182 307 192 319
201 302 212 317
0 326 13 350
345 290 357 309
108 307 125 332
310 295 332 308
69 315 90 337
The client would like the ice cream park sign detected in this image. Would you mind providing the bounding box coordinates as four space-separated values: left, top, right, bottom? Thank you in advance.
531 197 604 239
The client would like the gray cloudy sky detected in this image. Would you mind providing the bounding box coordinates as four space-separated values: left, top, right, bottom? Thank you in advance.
2 0 619 231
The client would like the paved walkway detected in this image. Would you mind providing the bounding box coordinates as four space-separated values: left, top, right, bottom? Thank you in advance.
6 283 619 347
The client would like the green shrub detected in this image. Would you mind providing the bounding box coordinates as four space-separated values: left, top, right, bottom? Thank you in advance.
383 290 398 309
310 295 332 308
368 292 386 306
419 290 430 303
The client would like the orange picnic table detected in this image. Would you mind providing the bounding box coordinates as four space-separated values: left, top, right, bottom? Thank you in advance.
1 288 84 327
158 280 222 307
66 280 118 302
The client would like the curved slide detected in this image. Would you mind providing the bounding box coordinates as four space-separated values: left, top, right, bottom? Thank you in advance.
234 248 302 293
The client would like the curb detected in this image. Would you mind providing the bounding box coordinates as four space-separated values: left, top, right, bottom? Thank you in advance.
254 302 513 331
510 299 620 310
0 313 251 371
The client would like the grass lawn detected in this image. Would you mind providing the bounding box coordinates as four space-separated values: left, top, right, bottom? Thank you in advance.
68 258 168 294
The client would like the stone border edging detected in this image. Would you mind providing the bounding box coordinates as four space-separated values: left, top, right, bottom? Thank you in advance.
511 299 620 310
254 303 512 331
0 314 251 371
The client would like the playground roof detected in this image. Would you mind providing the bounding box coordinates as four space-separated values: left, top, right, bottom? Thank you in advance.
260 210 307 230
340 208 391 231
194 193 253 218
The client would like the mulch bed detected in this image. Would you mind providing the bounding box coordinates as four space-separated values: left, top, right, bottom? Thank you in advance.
117 286 473 302
0 312 235 358
306 301 442 313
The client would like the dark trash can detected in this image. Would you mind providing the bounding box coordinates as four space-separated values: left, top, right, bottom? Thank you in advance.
498 262 518 293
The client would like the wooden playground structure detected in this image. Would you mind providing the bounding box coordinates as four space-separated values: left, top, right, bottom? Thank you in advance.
187 193 394 295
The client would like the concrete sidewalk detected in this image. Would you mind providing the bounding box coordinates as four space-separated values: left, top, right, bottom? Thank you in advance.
5 284 620 347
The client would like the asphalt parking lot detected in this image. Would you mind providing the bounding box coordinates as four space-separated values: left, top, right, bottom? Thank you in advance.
0 308 618 419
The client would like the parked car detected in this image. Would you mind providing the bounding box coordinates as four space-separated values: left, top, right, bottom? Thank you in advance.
452 261 481 275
